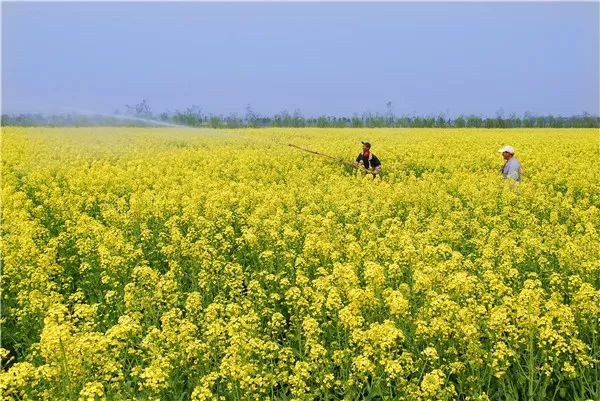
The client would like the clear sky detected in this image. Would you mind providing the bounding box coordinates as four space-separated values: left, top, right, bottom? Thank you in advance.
2 2 599 117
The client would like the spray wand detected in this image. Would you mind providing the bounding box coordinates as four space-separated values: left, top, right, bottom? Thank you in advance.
287 143 371 172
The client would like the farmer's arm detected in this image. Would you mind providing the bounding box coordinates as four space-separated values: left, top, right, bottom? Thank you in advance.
506 164 520 181
371 156 382 175
504 160 521 181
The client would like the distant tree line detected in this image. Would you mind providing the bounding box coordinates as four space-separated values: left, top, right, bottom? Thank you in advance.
3 102 599 128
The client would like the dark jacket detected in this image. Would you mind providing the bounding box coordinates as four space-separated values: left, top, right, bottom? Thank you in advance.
356 153 381 170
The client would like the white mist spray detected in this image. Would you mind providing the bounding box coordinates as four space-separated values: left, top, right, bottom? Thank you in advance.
71 110 194 129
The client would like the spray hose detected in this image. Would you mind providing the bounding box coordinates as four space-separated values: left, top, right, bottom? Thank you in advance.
287 143 371 172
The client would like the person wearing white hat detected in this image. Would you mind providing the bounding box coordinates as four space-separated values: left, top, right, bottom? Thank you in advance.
498 145 521 182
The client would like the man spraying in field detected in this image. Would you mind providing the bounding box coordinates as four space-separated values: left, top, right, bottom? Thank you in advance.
498 145 521 182
353 141 382 178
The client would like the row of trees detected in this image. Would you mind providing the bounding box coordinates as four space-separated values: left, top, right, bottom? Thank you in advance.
3 101 599 128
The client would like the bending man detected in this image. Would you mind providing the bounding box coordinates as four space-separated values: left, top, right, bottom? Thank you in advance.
353 141 382 177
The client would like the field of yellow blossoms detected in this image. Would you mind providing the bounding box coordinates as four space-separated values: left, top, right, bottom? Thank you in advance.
1 127 599 401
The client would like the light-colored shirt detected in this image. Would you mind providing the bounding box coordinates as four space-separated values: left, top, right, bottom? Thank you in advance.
502 157 521 181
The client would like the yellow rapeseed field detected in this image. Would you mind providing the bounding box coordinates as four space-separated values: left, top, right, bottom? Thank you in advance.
1 127 598 401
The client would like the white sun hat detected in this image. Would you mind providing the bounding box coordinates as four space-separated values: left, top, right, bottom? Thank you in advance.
498 145 515 154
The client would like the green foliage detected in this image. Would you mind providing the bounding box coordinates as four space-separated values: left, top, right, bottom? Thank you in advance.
2 110 599 128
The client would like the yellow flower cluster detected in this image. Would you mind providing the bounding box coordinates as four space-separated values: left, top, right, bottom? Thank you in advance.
1 127 598 400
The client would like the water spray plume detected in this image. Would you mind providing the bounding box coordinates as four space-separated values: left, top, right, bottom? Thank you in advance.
71 109 193 129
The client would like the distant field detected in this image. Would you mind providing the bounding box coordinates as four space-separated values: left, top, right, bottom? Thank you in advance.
1 127 598 400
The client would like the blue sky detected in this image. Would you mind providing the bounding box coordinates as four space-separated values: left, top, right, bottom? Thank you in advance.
2 2 599 117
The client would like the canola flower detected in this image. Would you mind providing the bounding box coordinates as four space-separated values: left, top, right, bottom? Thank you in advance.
1 127 599 400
